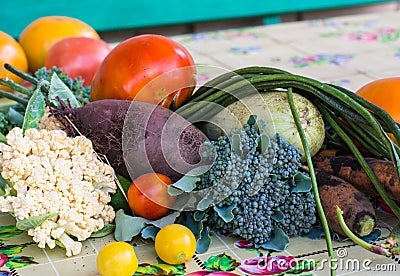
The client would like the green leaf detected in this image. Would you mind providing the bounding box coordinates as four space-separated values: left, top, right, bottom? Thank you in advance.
90 224 115 238
168 174 199 196
197 194 214 211
214 204 236 223
114 209 147 241
16 213 59 231
141 225 159 240
193 211 206 221
49 73 81 108
7 107 24 127
271 210 284 222
196 225 212 254
110 174 132 214
247 115 257 126
291 172 312 192
175 212 199 236
257 133 270 153
257 119 267 134
146 211 180 229
231 133 243 157
22 88 45 132
259 227 289 251
0 174 11 196
114 209 180 242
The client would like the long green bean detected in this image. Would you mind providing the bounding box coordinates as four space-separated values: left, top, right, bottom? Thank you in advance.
287 88 336 276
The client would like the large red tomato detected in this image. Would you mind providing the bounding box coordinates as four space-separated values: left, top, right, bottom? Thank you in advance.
45 37 111 86
127 173 175 220
90 34 196 109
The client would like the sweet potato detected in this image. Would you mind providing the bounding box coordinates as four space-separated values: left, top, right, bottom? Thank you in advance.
312 152 400 204
316 170 376 237
50 99 208 181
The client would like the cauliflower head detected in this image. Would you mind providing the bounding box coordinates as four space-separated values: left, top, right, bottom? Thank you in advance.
0 127 117 256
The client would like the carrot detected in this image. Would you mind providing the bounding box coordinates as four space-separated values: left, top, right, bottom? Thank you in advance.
315 170 376 237
50 99 208 182
312 152 400 204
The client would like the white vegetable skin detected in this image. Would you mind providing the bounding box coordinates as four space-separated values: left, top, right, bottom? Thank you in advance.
0 128 117 256
208 92 325 159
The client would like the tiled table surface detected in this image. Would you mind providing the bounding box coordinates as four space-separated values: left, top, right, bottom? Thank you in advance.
3 10 400 276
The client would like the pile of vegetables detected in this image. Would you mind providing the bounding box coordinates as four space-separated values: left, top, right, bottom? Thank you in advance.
1 15 400 275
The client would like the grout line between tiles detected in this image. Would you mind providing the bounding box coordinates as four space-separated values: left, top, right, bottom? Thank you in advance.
42 248 60 276
211 231 244 263
51 253 97 264
87 238 99 254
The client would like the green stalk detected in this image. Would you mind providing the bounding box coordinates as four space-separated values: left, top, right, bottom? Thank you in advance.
4 63 38 85
0 79 33 96
336 117 388 158
330 83 400 143
189 66 290 103
0 90 28 106
336 206 391 256
287 87 336 276
318 106 400 218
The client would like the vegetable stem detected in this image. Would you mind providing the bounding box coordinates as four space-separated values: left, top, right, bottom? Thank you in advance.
318 105 400 218
0 89 28 106
0 79 33 96
4 63 39 85
287 87 336 276
336 206 391 256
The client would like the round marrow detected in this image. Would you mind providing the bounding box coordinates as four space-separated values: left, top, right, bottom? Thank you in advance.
207 91 325 159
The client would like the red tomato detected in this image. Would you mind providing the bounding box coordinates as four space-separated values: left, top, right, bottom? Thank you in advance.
127 173 175 220
45 37 111 86
90 34 196 109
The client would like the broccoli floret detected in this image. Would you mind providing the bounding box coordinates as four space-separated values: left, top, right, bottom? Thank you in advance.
0 107 24 136
0 113 12 135
198 119 317 247
34 66 91 105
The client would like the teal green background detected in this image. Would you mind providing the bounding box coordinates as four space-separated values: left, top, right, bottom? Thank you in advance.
1 0 396 38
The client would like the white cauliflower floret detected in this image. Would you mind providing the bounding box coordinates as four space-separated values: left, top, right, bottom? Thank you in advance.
0 127 118 257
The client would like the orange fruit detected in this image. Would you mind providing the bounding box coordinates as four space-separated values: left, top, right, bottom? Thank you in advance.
0 31 29 91
356 77 400 123
19 16 100 72
356 78 400 144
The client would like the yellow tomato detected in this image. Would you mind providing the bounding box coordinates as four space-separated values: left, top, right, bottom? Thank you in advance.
96 241 138 276
19 16 100 72
155 224 196 264
0 31 28 91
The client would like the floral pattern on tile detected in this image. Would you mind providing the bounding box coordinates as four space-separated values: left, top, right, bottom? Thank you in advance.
0 225 38 274
289 54 354 68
